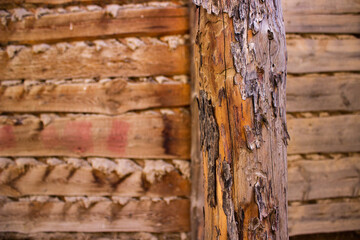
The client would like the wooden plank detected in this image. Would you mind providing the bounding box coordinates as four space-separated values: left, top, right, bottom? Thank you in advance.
288 157 360 201
288 115 360 154
287 37 360 73
282 0 360 14
0 198 190 233
0 158 190 197
0 232 189 240
0 7 188 44
0 111 190 158
0 0 184 5
0 80 190 114
287 74 360 112
284 14 360 34
288 198 360 236
0 39 189 80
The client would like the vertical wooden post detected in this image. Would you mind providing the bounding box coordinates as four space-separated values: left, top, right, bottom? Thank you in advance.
190 0 289 239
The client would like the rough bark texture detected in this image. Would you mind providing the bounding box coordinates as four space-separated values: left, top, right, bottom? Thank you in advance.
192 0 288 239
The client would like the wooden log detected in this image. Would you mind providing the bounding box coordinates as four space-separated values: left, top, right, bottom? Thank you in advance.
288 198 360 236
0 198 190 233
0 111 190 158
0 80 190 114
287 115 360 154
288 157 360 201
0 158 190 197
0 39 189 80
287 74 360 112
282 0 360 14
287 37 360 74
284 14 360 34
192 0 289 239
0 7 188 44
0 0 185 5
0 232 189 240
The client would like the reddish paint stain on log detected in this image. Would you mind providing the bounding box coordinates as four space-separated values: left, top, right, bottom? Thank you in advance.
107 120 130 154
40 125 59 149
63 121 93 154
0 125 15 150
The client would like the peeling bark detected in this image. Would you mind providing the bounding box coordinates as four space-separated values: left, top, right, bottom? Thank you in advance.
191 0 288 239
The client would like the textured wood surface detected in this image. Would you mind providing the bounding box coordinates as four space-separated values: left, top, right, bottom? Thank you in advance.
0 80 190 114
0 158 190 197
287 37 360 73
288 114 360 154
0 111 190 158
287 74 360 112
0 39 189 80
0 7 188 44
282 0 360 14
0 198 190 233
0 0 184 5
288 156 360 201
288 198 360 236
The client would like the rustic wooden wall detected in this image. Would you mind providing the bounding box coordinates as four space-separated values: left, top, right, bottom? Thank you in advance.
0 0 359 239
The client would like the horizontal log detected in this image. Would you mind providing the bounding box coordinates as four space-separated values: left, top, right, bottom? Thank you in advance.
287 114 360 154
0 232 189 240
288 198 360 236
0 158 190 197
282 0 360 14
0 7 188 44
287 37 360 73
0 39 189 80
0 0 183 5
288 157 360 201
284 14 360 34
287 74 360 112
0 198 190 233
0 112 190 158
0 80 190 114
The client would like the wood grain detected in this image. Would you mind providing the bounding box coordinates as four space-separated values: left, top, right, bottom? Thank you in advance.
0 39 189 80
0 80 190 114
287 114 360 154
282 0 360 14
0 160 190 197
287 74 360 112
288 157 360 201
0 198 190 233
287 37 360 73
0 0 184 5
288 198 360 236
0 111 190 158
0 7 188 44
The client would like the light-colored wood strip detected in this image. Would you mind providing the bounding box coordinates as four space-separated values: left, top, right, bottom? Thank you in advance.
282 0 360 14
0 80 190 114
0 111 190 158
0 232 189 240
287 74 360 112
0 39 189 80
288 198 360 236
284 14 360 33
288 157 360 201
0 7 188 44
287 37 360 73
287 114 360 154
0 158 190 197
0 198 190 233
0 0 185 5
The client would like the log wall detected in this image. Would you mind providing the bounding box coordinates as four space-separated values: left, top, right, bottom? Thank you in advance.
0 0 359 238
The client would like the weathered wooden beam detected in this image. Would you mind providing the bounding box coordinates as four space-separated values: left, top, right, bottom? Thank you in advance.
286 74 360 112
287 36 360 74
0 7 188 44
288 198 360 236
288 156 360 201
287 114 360 154
0 0 185 5
0 111 190 158
192 0 288 239
0 80 190 114
0 158 190 197
282 0 360 14
0 38 189 80
0 198 190 233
